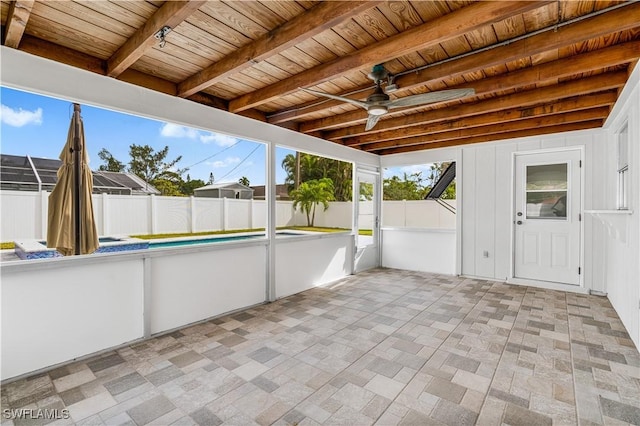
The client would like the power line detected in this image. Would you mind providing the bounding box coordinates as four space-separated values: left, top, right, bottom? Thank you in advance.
217 144 261 182
183 140 241 170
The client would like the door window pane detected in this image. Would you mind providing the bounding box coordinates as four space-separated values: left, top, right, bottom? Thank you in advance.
526 164 567 219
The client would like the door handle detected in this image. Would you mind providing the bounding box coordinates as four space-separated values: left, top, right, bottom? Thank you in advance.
517 220 523 225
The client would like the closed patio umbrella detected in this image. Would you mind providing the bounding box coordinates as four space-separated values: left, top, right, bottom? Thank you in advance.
47 103 99 256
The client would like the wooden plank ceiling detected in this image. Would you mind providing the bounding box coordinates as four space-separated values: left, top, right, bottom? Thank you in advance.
2 1 639 155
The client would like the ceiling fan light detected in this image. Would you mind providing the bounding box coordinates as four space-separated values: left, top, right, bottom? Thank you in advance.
368 105 387 116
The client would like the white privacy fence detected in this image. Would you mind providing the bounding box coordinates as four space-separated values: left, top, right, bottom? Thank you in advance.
0 190 455 241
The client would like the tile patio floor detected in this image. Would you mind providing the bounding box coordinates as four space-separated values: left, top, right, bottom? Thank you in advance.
2 269 639 425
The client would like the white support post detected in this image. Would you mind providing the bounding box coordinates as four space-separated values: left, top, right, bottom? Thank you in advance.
266 142 277 302
143 257 152 338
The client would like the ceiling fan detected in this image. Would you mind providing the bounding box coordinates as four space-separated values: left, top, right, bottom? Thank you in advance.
301 64 475 131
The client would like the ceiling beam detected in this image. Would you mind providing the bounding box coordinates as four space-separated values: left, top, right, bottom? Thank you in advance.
376 121 603 155
344 91 617 147
107 0 206 78
316 41 639 138
177 1 382 98
268 1 640 125
363 107 610 152
3 0 35 48
228 0 552 113
18 34 231 111
324 71 627 141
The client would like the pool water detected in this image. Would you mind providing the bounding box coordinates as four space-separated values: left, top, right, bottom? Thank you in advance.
149 234 264 249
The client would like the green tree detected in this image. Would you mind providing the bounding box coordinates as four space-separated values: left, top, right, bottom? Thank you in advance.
282 153 352 201
153 178 182 196
426 162 456 199
238 176 250 186
97 148 125 172
128 144 185 195
180 174 206 195
383 172 426 200
291 178 335 227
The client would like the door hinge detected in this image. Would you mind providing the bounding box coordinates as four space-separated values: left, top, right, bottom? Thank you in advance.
579 160 582 168
579 213 582 221
578 267 581 275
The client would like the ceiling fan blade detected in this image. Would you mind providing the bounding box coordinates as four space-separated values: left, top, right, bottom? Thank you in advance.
365 114 381 131
300 88 369 110
388 88 475 109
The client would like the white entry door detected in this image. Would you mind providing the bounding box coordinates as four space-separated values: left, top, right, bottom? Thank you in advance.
514 150 582 285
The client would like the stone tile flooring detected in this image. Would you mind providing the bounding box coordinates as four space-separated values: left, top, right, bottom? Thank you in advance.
2 269 639 425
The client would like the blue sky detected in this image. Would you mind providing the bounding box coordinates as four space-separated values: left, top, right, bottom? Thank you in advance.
0 87 295 186
1 86 432 185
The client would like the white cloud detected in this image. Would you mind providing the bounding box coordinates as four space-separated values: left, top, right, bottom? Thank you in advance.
160 122 198 139
399 164 433 176
208 156 241 168
1 104 43 127
200 132 238 147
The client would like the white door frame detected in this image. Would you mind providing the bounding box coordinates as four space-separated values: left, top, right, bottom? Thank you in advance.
353 167 381 273
508 146 585 290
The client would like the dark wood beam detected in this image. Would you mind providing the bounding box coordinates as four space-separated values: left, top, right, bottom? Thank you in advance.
3 0 35 48
177 1 382 98
107 0 206 78
375 121 603 155
228 1 552 113
305 41 639 135
363 107 610 152
343 91 617 147
268 1 640 125
323 71 627 141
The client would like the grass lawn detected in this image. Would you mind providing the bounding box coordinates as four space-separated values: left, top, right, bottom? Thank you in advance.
131 226 371 240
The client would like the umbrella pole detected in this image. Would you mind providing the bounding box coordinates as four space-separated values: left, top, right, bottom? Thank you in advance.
73 103 82 255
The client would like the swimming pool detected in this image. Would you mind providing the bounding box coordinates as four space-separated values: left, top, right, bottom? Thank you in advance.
149 234 265 249
13 232 301 259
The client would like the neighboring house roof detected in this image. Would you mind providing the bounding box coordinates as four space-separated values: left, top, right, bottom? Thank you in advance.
194 182 253 192
0 154 158 195
94 171 160 195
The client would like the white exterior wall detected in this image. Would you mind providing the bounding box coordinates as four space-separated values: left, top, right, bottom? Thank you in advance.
596 63 640 347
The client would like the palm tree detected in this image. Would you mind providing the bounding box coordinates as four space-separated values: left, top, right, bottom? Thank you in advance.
238 176 250 186
282 153 352 201
290 178 335 227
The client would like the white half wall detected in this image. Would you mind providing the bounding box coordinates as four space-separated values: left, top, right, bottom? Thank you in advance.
275 233 353 299
382 228 456 275
1 257 144 380
149 244 267 334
